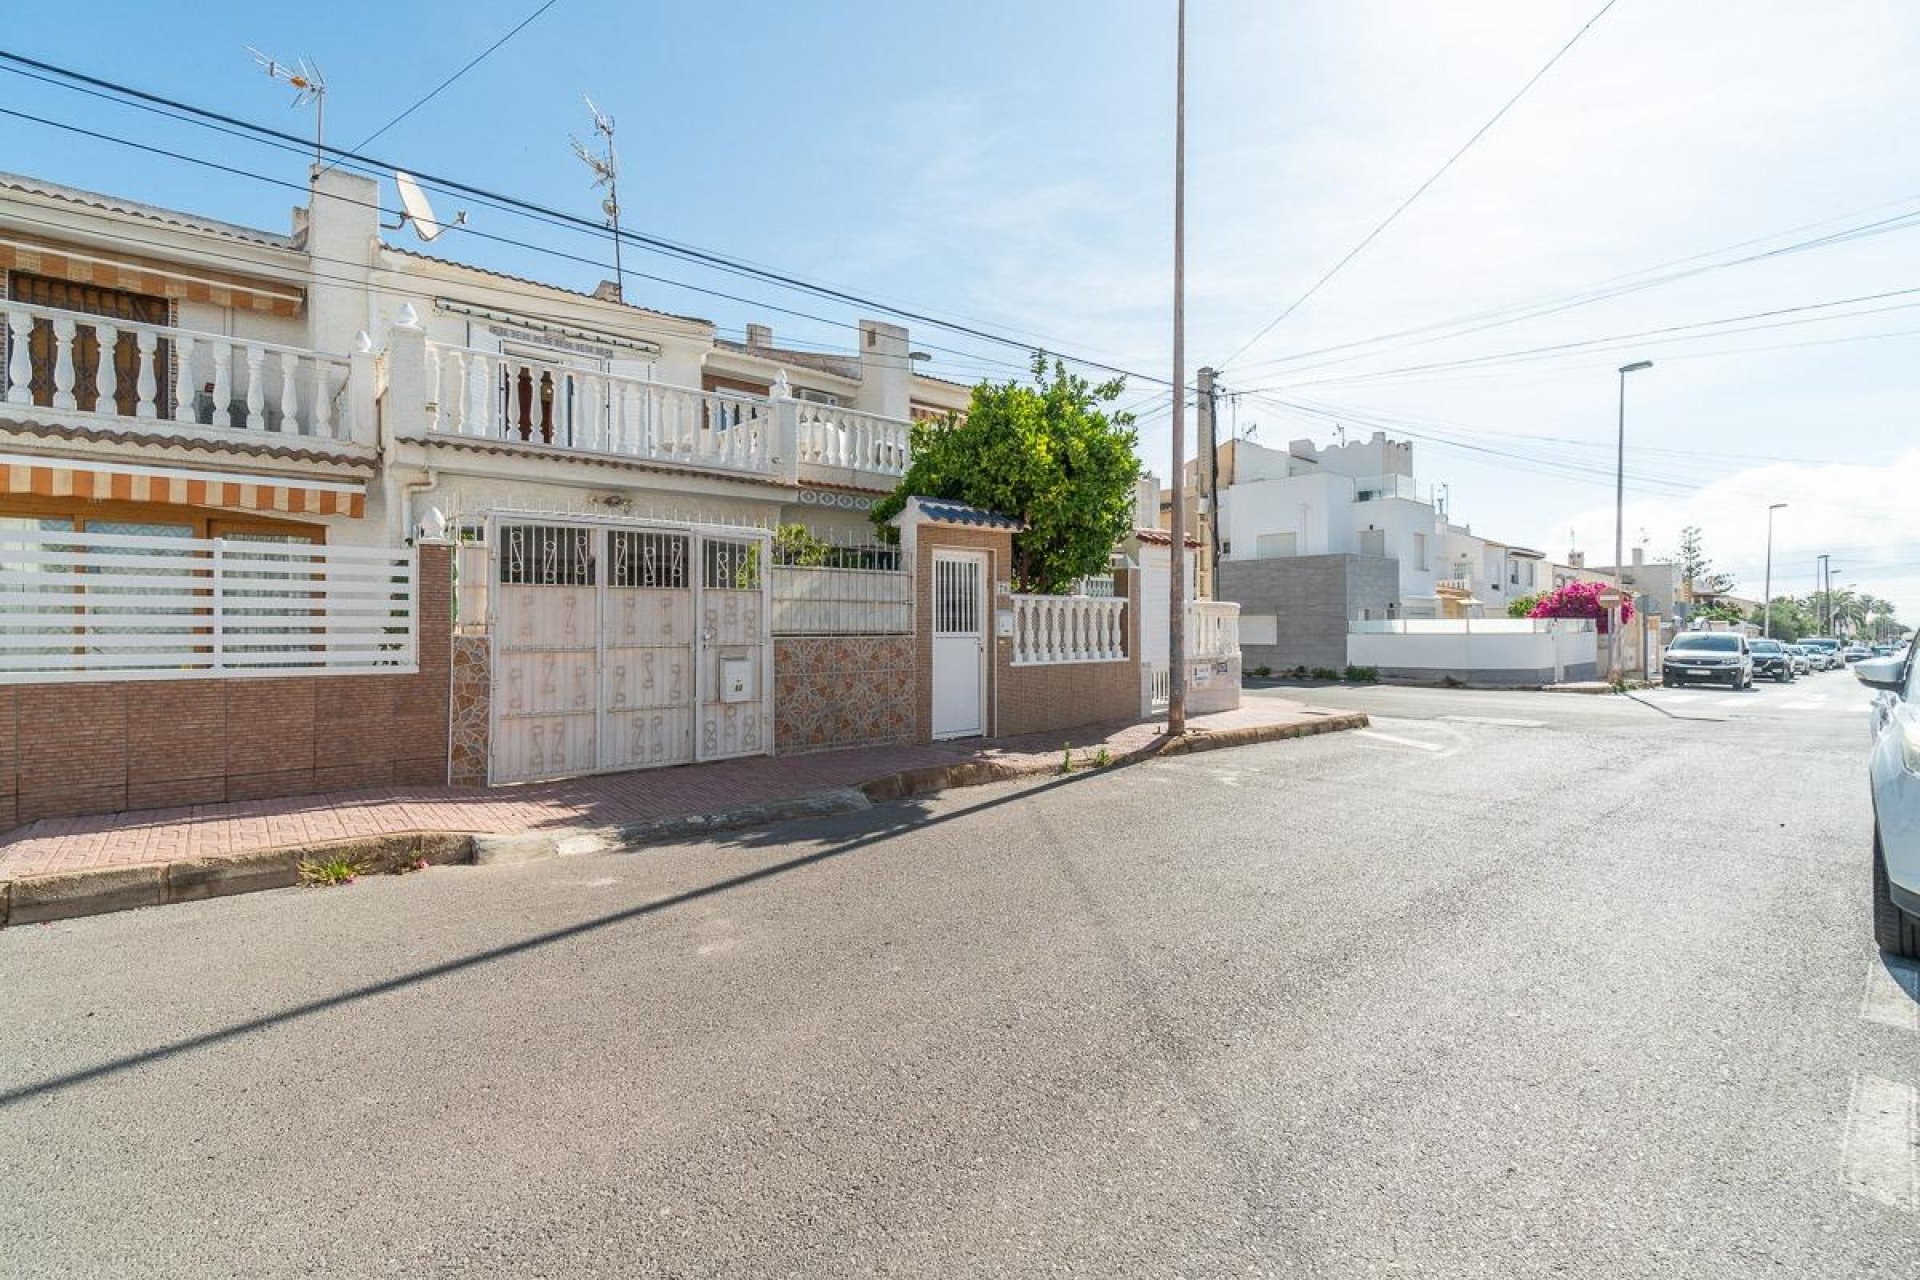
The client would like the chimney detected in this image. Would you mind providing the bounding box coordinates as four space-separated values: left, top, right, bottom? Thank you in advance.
855 319 910 419
303 166 381 357
1569 551 1586 568
745 323 773 350
1631 546 1645 567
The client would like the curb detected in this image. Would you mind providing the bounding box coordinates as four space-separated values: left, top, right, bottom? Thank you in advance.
0 712 1366 927
1 832 471 928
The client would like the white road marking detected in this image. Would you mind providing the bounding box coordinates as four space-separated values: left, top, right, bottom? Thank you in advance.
1841 1072 1919 1212
1656 693 1703 705
1863 959 1920 1033
1353 729 1445 753
1439 715 1547 728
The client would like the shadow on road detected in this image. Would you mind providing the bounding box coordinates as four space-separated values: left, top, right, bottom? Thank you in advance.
0 768 1101 1107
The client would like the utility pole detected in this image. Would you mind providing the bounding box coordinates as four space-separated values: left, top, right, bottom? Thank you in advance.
1167 0 1188 736
1611 361 1652 677
1198 366 1218 600
1762 503 1785 638
1818 554 1831 635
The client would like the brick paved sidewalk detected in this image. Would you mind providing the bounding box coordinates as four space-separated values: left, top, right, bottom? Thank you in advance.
0 699 1343 881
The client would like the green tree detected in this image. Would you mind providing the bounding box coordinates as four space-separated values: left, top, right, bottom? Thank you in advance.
872 354 1140 593
1507 591 1544 619
1748 598 1810 643
1673 525 1734 597
1689 599 1746 625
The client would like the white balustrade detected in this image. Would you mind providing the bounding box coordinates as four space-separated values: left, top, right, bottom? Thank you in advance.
0 298 354 439
426 340 779 476
1011 593 1129 666
796 402 911 477
1187 600 1241 660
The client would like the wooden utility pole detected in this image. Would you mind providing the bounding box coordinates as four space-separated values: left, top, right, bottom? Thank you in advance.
1198 365 1218 599
1168 0 1188 735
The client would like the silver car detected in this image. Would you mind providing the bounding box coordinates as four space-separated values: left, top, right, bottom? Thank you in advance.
1859 651 1920 957
1785 645 1812 676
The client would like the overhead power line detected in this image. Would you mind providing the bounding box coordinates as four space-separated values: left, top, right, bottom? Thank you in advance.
1214 0 1620 371
0 50 1173 389
345 0 565 156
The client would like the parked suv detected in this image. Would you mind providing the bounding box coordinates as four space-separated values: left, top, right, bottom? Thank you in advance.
1662 631 1753 688
1748 638 1794 683
1858 650 1920 957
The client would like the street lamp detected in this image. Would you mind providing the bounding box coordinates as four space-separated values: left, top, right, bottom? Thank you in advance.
1817 553 1832 635
1611 360 1653 678
1762 503 1787 638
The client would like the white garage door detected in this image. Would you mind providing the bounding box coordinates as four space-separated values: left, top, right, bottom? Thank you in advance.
489 518 771 784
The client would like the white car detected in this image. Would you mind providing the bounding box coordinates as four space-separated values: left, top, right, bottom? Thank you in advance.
1859 651 1920 957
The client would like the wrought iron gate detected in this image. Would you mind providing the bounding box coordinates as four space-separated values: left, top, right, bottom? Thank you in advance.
488 516 772 784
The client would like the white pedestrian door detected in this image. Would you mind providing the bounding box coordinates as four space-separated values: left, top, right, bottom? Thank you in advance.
931 550 986 739
490 519 771 784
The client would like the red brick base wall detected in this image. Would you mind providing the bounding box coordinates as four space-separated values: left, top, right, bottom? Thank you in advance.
0 544 453 829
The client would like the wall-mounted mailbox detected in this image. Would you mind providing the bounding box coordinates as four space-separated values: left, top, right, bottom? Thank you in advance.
996 609 1015 638
718 656 754 703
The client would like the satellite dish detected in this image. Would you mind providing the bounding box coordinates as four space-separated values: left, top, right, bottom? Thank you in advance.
391 172 467 243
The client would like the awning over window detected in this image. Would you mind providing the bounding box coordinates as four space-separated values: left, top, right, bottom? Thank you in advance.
0 453 365 518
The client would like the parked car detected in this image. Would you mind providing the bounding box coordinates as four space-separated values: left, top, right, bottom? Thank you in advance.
1662 631 1753 688
1858 651 1920 957
1804 638 1842 668
1785 645 1812 676
1844 645 1873 664
1748 637 1795 683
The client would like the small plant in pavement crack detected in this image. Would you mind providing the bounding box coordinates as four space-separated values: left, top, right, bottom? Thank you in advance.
1094 746 1112 768
1060 744 1074 774
298 855 366 887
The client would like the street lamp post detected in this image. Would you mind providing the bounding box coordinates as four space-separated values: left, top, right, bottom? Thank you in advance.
1817 553 1831 635
1612 360 1653 678
1762 503 1786 638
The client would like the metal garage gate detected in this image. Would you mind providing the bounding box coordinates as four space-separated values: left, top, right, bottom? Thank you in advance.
488 516 773 784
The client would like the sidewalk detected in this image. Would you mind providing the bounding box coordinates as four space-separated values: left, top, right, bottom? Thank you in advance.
0 697 1363 912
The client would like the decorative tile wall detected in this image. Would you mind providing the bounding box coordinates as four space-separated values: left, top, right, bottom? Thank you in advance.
775 636 915 754
448 635 491 787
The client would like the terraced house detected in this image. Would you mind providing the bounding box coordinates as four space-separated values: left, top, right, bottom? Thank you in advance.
0 165 1223 822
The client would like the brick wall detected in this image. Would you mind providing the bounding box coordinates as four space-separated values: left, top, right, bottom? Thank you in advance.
0 543 452 829
775 636 914 754
993 566 1142 737
911 521 1144 742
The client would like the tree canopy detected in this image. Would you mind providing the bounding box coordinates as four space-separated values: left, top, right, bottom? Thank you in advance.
872 354 1140 594
1672 525 1735 597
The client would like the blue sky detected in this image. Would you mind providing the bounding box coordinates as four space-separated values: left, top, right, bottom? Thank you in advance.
3 0 1916 618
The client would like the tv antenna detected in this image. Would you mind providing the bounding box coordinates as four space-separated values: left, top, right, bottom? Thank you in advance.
385 171 468 243
248 47 327 165
570 96 625 301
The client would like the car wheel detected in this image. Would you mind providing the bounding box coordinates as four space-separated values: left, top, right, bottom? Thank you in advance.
1777 670 1790 683
1872 829 1920 960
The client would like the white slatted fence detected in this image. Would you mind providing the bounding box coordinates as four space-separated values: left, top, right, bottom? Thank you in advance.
0 529 416 681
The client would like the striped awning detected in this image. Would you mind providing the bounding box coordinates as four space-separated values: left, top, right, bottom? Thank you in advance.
0 453 366 518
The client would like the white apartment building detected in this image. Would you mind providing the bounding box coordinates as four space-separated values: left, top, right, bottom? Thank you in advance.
1214 433 1543 619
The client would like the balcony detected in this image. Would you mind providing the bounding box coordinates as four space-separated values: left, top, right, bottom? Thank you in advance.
420 338 913 491
2 299 360 445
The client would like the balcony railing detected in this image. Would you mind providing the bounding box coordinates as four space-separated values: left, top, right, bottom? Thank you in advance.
2 299 355 441
419 338 916 488
796 402 910 477
425 343 774 475
1188 599 1241 659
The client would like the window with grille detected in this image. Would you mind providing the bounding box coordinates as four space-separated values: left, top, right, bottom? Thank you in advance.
499 524 595 586
702 538 761 590
609 529 688 589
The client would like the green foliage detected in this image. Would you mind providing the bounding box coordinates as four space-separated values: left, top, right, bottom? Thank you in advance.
1747 599 1813 643
1250 664 1272 679
1060 744 1073 774
772 523 832 567
1689 599 1745 625
1507 592 1545 619
1674 526 1735 596
1310 667 1341 681
871 354 1140 593
1094 746 1112 768
298 855 364 887
1343 664 1380 683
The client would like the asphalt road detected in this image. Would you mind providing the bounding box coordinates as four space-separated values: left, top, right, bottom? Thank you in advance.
2 670 1913 1277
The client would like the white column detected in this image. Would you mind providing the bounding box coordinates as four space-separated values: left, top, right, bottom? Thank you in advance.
50 316 77 410
243 344 266 430
211 342 233 428
167 332 191 423
279 354 303 435
4 308 32 405
92 324 118 415
466 352 491 437
311 361 335 438
133 330 157 420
